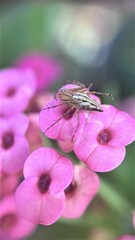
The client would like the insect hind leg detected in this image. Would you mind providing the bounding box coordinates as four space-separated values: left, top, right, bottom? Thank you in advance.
71 109 80 142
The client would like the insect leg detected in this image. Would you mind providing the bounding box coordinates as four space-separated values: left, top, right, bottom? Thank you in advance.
66 80 86 88
90 91 116 105
87 83 93 90
71 109 80 142
42 103 64 111
43 107 76 134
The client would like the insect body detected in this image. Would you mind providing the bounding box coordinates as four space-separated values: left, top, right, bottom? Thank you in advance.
42 81 115 140
58 88 103 112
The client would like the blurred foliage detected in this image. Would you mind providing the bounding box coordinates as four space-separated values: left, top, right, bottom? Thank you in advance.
1 1 135 239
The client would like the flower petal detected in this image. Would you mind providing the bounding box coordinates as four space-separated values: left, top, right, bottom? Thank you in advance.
24 147 60 178
40 99 80 141
15 177 65 225
74 122 102 161
0 136 29 174
62 165 100 218
0 194 36 239
49 155 74 195
109 111 135 147
85 145 126 172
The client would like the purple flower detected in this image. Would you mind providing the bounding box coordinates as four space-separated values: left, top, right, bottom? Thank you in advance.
0 194 37 239
74 105 135 172
15 147 74 225
0 68 37 116
16 52 63 90
62 165 100 218
0 114 30 173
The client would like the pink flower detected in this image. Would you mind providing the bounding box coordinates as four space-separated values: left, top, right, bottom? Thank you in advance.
116 235 135 240
0 194 37 239
26 91 54 113
0 68 37 116
119 96 135 118
74 105 135 172
0 172 19 199
40 83 101 141
57 140 74 153
62 165 100 218
0 114 30 173
25 113 43 152
133 211 135 229
40 98 80 141
15 147 74 225
34 92 54 111
17 52 63 90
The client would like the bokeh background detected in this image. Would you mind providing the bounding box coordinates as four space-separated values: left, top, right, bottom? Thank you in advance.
1 0 135 239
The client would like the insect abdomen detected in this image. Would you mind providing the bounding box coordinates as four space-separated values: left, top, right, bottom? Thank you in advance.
72 93 102 111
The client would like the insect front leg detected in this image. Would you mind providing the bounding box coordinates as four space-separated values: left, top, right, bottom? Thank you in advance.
90 91 116 105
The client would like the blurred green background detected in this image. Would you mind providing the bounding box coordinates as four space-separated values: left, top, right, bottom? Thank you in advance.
1 1 135 239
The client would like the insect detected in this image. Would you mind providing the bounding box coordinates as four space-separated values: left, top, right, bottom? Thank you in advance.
42 81 115 140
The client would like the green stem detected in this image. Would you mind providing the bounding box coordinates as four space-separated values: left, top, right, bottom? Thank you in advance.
99 179 132 215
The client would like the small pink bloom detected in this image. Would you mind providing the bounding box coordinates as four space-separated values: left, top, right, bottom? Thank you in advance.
35 92 54 110
0 114 30 173
62 165 100 218
0 194 37 239
119 96 135 118
40 98 80 141
15 147 74 225
57 140 74 153
0 172 19 199
17 52 63 90
116 235 135 240
26 113 43 152
40 83 101 141
74 105 135 172
0 68 37 116
133 211 135 229
26 91 54 113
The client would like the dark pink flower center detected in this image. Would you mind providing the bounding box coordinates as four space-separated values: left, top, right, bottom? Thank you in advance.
0 213 17 230
6 87 16 97
64 181 76 198
97 129 111 145
63 107 76 120
38 173 51 194
2 132 14 149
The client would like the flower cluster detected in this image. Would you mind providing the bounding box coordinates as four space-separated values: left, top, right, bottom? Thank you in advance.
0 68 36 174
1 57 135 239
0 53 63 238
40 83 135 172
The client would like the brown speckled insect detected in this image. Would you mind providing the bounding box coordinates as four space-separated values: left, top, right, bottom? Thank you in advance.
42 80 115 139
